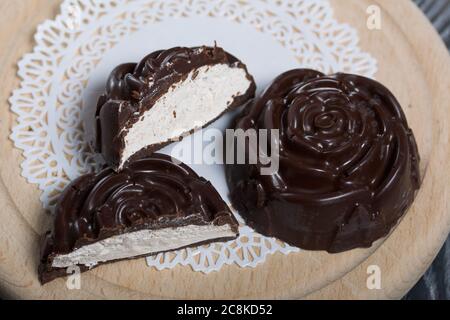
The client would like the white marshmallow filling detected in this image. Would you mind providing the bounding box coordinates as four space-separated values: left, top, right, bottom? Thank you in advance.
120 63 252 167
51 223 236 268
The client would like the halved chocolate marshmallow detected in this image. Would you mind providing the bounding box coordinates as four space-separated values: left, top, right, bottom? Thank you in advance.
96 46 256 170
39 154 239 284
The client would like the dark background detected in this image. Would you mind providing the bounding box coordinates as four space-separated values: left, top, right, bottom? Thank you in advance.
404 0 450 300
0 0 449 300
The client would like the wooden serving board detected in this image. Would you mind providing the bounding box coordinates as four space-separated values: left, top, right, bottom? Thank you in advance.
0 0 449 299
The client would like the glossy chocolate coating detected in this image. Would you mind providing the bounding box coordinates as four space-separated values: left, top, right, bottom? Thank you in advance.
226 69 421 253
39 153 238 284
96 46 256 170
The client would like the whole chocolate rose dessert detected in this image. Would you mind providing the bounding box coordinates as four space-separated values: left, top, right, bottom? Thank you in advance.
226 69 420 253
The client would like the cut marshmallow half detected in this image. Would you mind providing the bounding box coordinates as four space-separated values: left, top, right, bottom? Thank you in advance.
96 46 256 170
38 154 239 284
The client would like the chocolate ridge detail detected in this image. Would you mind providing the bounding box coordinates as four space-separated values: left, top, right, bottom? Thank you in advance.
39 153 239 284
226 69 421 253
95 45 256 170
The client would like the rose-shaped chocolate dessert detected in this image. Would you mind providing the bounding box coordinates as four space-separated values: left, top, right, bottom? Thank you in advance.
39 154 238 284
96 45 256 170
226 69 420 253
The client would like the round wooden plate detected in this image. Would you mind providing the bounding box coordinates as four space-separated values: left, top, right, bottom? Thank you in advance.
0 0 449 299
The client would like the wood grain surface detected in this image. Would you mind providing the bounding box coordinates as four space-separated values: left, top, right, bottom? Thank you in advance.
0 0 449 299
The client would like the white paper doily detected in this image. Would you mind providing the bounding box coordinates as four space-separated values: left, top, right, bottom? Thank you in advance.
10 0 377 273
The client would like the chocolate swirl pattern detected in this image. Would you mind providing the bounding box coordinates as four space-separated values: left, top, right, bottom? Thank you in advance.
226 69 421 253
40 154 238 283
